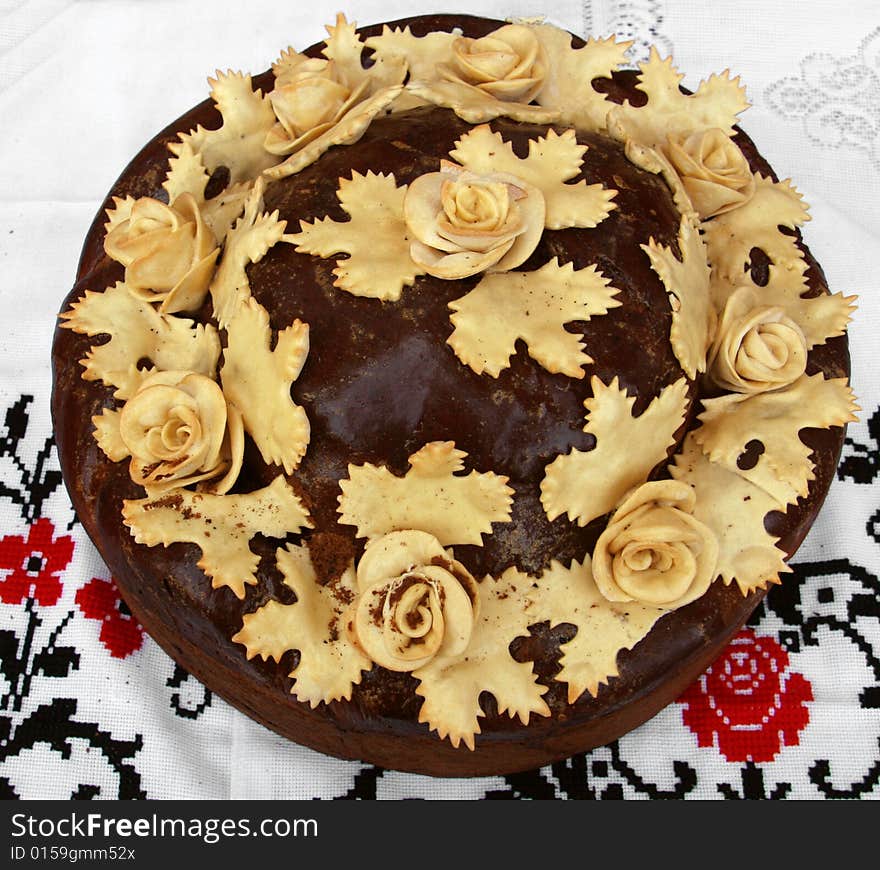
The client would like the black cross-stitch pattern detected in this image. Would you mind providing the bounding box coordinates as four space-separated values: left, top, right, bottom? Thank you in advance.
755 558 880 799
0 395 62 523
482 744 697 799
838 404 880 544
838 405 879 485
0 394 146 799
167 663 213 720
335 764 385 800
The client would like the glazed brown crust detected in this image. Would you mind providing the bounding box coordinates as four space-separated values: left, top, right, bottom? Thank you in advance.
51 14 849 776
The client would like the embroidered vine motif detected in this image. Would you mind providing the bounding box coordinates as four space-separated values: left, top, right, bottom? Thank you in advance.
0 395 145 799
838 404 880 547
0 396 62 524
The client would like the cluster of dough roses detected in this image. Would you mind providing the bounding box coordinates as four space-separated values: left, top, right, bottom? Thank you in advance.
102 194 244 496
663 129 808 396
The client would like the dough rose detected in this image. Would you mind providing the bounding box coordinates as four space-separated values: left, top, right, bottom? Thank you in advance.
708 286 807 394
444 24 547 103
404 161 545 279
266 56 368 155
104 193 219 314
118 371 244 494
665 128 756 219
347 530 480 672
593 480 718 610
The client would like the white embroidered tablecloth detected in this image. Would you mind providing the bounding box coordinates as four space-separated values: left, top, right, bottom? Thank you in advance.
0 0 878 800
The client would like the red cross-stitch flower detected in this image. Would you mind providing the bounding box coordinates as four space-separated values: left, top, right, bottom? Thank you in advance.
76 577 145 659
680 629 813 763
0 518 74 606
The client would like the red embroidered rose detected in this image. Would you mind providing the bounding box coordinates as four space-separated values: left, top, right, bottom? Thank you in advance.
76 577 145 659
680 629 812 763
0 518 74 606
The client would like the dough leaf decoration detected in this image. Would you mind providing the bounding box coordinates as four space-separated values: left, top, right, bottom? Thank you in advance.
541 375 689 527
162 140 252 244
209 178 288 328
232 544 371 707
525 557 665 702
171 70 279 184
447 258 620 378
607 48 749 147
413 569 549 749
704 175 810 285
122 476 313 600
693 372 859 507
449 123 617 229
289 170 425 301
704 175 856 350
642 215 715 378
59 281 221 400
532 27 633 131
338 441 513 546
220 297 310 475
671 436 791 595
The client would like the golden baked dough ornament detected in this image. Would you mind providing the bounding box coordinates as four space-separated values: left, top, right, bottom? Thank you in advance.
442 23 548 102
404 161 546 279
642 215 716 379
708 285 808 394
693 372 859 507
664 128 756 220
209 178 289 327
103 193 219 315
265 15 406 155
171 70 279 184
59 281 221 401
447 258 620 377
264 15 406 179
528 25 632 131
290 170 425 300
606 48 749 148
671 436 792 595
524 557 665 703
219 297 311 475
345 530 481 672
232 544 371 707
704 175 856 350
292 124 618 296
338 441 513 546
122 476 313 599
406 76 560 125
413 567 550 750
591 480 719 610
704 174 809 286
162 141 252 244
368 21 558 124
112 370 244 496
541 375 689 527
449 123 617 229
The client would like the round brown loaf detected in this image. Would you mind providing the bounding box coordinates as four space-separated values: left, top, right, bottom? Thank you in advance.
51 13 850 776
